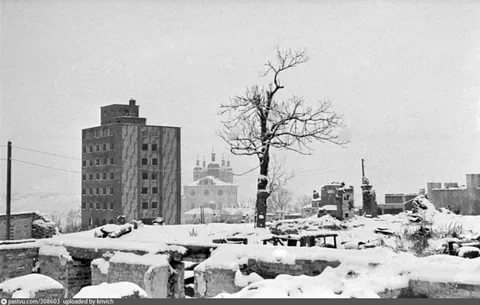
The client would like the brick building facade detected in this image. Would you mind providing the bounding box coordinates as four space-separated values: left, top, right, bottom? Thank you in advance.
81 99 181 228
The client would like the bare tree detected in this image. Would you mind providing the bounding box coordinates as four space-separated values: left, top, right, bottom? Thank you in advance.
219 48 347 228
267 154 294 218
293 194 313 213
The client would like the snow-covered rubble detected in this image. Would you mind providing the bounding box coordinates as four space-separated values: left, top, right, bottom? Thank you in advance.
73 282 148 299
0 274 63 298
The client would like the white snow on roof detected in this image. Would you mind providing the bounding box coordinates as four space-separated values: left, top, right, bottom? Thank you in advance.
0 240 41 250
185 208 217 215
44 236 187 255
73 282 147 299
39 245 72 261
109 252 169 267
186 176 235 186
319 205 337 211
0 274 63 295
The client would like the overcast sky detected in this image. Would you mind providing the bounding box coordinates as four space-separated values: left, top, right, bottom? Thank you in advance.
1 0 480 210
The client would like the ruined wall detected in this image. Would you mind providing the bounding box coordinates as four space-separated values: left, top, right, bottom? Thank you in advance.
38 253 91 298
90 255 179 298
0 213 34 240
194 267 239 298
245 258 340 278
0 245 39 282
430 189 470 214
401 280 480 298
194 257 341 298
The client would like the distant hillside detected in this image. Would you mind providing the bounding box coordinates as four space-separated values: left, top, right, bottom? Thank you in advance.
0 192 80 219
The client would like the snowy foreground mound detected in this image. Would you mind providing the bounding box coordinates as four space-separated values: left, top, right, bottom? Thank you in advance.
74 282 147 299
200 245 480 298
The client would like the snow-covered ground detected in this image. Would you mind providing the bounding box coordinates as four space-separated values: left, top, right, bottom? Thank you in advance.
30 196 479 299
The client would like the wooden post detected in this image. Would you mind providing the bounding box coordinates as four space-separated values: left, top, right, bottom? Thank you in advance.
6 141 12 240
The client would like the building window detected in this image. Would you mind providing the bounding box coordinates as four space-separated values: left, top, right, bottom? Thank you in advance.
95 159 100 166
82 188 86 195
89 188 93 195
96 188 100 195
152 187 158 194
82 161 86 168
103 144 107 151
103 172 107 180
142 158 148 165
89 146 93 153
142 172 148 180
110 202 114 210
83 146 86 153
82 202 86 209
151 173 157 180
110 157 114 164
152 202 158 209
142 202 148 209
96 202 100 209
89 174 93 180
102 219 107 225
103 187 107 195
96 144 100 151
152 158 158 165
110 187 114 195
142 144 148 151
109 219 114 224
204 190 210 196
82 174 86 181
102 158 107 165
89 160 94 167
95 173 100 180
152 144 158 151
110 143 114 150
142 187 148 194
103 202 107 209
90 202 93 209
110 172 114 179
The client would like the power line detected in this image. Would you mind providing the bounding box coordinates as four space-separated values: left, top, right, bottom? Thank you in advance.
233 165 260 176
12 145 81 160
11 159 81 174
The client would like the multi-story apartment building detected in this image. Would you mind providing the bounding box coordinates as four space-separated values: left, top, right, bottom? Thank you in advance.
81 99 181 228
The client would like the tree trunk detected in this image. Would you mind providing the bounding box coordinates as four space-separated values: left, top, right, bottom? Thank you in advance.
255 153 270 228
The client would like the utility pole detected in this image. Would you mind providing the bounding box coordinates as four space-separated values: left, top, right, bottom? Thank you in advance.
361 158 365 179
6 141 12 240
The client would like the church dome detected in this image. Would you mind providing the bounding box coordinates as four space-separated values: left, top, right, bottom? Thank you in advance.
207 162 220 169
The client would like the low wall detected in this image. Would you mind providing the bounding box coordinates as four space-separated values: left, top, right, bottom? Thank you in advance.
402 280 480 298
91 252 184 298
38 247 92 298
245 258 340 278
194 268 238 298
0 243 39 283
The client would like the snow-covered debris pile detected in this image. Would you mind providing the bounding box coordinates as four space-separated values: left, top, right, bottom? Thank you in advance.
457 246 480 258
270 215 346 235
32 213 58 239
211 245 480 298
73 282 148 299
94 224 134 238
0 274 64 298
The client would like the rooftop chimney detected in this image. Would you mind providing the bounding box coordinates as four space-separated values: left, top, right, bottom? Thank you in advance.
129 98 136 106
